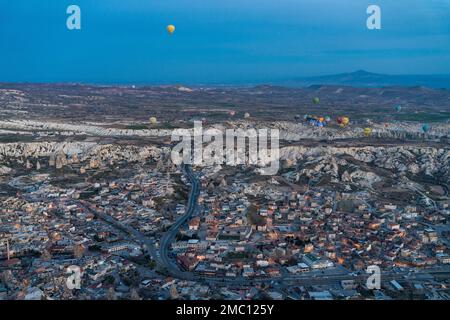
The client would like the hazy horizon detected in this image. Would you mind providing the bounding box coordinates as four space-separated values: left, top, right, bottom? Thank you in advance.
3 69 450 88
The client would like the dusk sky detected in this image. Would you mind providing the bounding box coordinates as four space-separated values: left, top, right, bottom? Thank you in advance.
1 0 450 84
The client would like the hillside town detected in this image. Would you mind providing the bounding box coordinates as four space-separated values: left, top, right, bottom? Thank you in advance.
1 139 449 300
0 84 449 300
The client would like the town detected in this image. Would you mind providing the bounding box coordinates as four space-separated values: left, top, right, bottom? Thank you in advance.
0 83 449 300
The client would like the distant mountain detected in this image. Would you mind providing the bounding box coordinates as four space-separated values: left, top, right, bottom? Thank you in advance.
290 70 450 89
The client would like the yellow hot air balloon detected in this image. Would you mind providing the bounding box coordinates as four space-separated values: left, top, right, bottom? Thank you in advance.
364 127 372 137
167 24 175 34
149 117 157 125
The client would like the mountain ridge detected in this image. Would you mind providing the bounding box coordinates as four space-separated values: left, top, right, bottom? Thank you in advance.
290 70 450 89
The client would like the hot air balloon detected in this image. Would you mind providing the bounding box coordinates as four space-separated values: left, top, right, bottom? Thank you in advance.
364 127 372 137
312 97 320 105
305 115 326 127
325 116 331 122
394 105 402 113
422 123 430 133
337 117 350 127
244 112 250 119
149 117 158 125
229 111 236 116
167 24 175 34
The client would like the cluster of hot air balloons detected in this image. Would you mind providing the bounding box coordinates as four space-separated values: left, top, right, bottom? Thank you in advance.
308 117 326 127
304 115 330 127
302 113 352 128
337 116 350 127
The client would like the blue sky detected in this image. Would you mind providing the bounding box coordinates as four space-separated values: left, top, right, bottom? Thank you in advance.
0 0 449 84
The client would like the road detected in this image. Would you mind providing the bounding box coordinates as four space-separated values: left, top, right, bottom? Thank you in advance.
194 267 450 286
21 192 162 269
79 201 159 263
60 166 199 281
158 164 200 280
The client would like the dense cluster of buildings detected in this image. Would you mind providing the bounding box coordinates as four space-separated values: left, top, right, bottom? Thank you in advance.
1 159 449 300
0 165 177 300
172 174 450 279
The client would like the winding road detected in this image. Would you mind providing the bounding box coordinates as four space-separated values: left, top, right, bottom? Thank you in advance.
158 164 200 280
